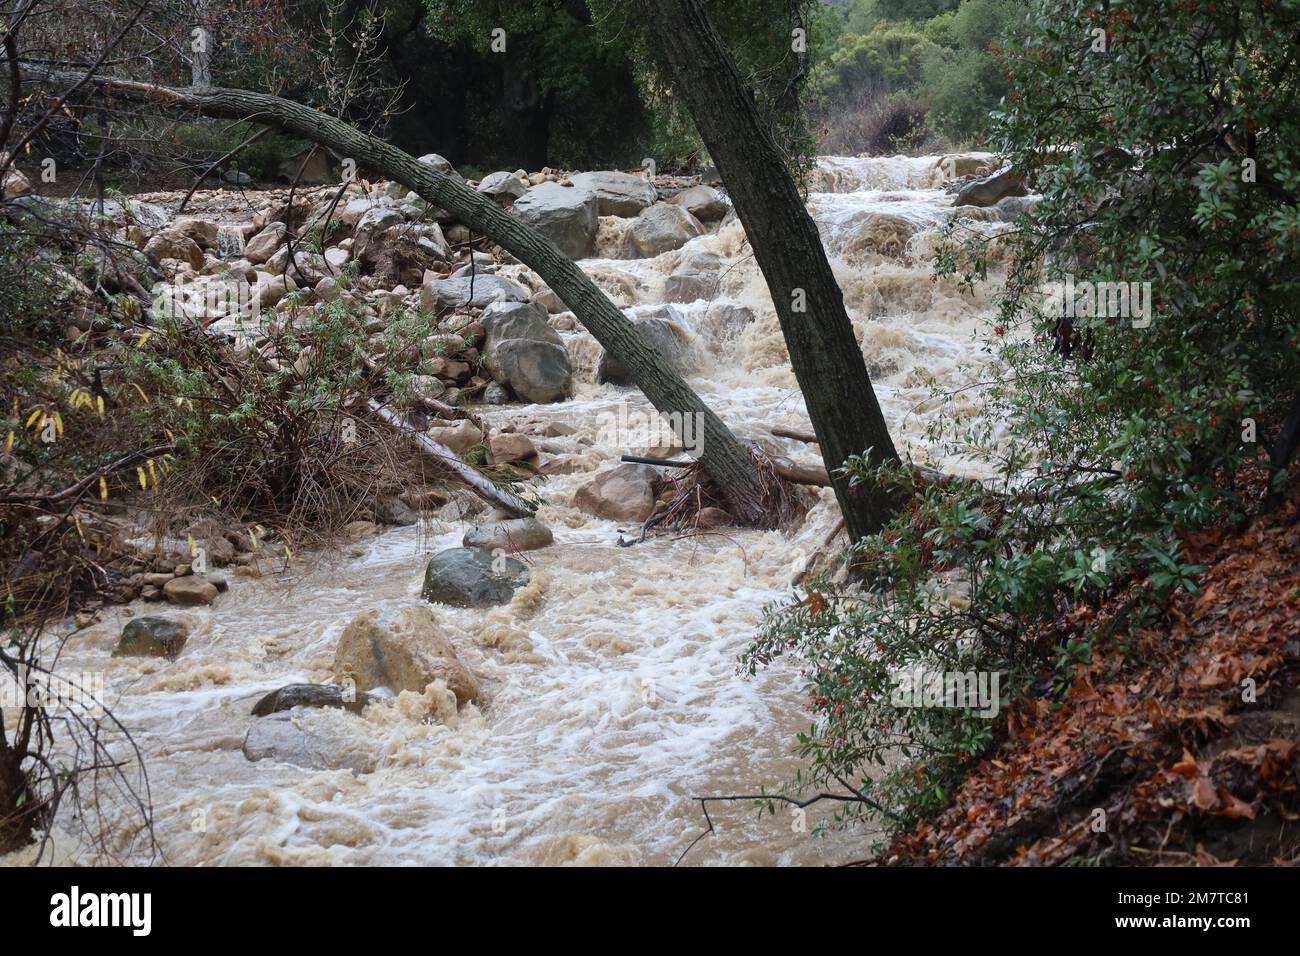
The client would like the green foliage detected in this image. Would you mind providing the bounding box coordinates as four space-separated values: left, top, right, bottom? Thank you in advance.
813 0 1025 150
811 21 937 104
920 0 1020 143
745 0 1300 837
171 120 308 181
0 225 63 344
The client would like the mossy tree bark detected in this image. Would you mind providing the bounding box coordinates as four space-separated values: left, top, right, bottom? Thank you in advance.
636 0 902 540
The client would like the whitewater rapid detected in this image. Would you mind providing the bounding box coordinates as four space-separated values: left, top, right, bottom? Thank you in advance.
7 154 1008 866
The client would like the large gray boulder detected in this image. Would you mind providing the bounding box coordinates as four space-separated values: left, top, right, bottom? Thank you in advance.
422 547 530 608
476 171 528 201
463 517 554 554
625 202 706 257
664 251 722 303
482 299 559 347
489 340 572 404
420 272 529 311
416 153 464 181
569 171 657 217
597 307 690 385
511 182 599 258
668 184 727 222
954 166 1027 207
482 300 571 403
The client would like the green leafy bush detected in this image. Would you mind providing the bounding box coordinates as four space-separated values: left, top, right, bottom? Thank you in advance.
745 0 1300 838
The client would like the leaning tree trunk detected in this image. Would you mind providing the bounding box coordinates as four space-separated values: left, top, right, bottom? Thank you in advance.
637 0 901 540
27 68 771 524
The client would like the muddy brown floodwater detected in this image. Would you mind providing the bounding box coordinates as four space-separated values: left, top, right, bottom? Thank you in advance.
4 154 1011 866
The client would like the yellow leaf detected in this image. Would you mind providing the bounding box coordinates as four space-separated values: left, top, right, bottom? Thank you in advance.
136 466 147 491
99 476 108 500
130 382 149 403
135 331 152 348
4 430 13 454
96 395 105 417
24 407 41 428
54 411 63 436
146 458 158 487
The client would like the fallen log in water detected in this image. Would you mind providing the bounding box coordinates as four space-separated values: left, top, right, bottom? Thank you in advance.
367 400 534 517
771 457 831 487
768 426 1001 497
771 425 819 444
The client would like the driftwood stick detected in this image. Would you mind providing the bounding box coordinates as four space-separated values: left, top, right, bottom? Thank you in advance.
771 425 819 444
367 400 533 517
769 427 1000 498
771 457 831 487
621 454 694 468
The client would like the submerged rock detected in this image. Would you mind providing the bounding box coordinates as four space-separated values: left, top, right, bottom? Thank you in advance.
114 616 190 658
251 683 371 717
667 184 727 222
421 547 529 608
511 181 599 258
597 310 689 385
242 711 377 773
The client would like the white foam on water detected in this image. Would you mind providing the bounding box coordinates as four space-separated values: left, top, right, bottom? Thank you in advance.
8 155 1010 867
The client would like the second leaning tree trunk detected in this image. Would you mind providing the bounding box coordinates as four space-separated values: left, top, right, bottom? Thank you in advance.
637 0 902 541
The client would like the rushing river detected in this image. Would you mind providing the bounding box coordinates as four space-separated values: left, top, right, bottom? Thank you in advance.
7 154 1009 866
